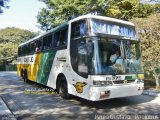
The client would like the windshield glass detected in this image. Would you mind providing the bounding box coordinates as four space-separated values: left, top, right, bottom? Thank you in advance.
70 36 143 77
90 37 142 75
122 40 142 74
91 37 122 75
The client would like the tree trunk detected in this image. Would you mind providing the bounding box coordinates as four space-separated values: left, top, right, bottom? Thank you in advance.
153 71 160 90
156 75 160 90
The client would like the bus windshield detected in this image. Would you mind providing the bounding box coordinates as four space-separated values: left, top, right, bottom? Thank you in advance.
70 37 143 77
89 37 143 75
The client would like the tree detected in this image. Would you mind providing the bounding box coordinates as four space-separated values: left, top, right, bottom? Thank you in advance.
0 0 9 13
0 43 17 65
37 0 109 30
37 0 154 31
0 27 37 65
131 13 160 89
0 27 36 44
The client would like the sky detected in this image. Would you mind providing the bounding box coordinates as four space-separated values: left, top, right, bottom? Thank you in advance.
0 0 45 32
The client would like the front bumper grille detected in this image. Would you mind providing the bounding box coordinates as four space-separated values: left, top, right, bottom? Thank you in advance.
113 80 134 84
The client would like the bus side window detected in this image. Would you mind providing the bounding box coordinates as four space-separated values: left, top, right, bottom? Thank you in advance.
26 44 30 55
71 20 87 38
22 46 26 55
18 47 21 56
39 39 43 51
20 47 22 56
42 35 52 50
53 28 68 48
60 28 68 46
35 40 41 53
47 35 52 49
30 42 35 54
54 32 60 47
43 36 47 50
23 46 26 55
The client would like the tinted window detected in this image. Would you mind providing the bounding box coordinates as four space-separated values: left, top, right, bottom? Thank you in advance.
70 38 91 78
54 31 60 47
30 42 35 54
21 46 25 56
60 28 68 46
53 28 68 47
18 47 21 56
71 20 88 38
35 40 41 53
42 35 52 50
18 45 30 56
26 44 30 55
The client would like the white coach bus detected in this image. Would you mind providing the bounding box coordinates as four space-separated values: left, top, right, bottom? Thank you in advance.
17 15 144 101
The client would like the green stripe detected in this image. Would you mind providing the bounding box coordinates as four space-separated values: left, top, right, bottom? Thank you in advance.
37 51 56 85
125 75 136 80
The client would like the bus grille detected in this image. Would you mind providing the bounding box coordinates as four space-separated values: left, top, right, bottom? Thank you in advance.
113 80 134 84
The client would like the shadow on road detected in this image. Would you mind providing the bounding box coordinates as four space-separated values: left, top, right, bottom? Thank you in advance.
70 94 156 109
0 72 159 120
22 79 156 108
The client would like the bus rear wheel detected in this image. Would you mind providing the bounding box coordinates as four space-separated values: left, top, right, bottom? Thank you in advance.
21 69 24 78
23 70 28 82
58 77 70 99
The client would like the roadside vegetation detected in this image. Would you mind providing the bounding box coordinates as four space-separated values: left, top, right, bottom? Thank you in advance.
37 0 157 31
131 13 160 89
0 27 37 65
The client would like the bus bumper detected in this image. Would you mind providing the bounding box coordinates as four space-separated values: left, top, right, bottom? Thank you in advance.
89 83 144 101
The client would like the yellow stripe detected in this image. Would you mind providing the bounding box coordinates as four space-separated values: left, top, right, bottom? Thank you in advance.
17 53 42 82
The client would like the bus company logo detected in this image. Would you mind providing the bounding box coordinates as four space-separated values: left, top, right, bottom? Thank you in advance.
18 56 35 64
24 56 34 63
57 57 66 62
73 82 87 93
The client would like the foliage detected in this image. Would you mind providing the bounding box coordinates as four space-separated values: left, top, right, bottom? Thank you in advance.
131 13 160 89
37 0 155 31
0 27 37 65
0 27 36 44
0 43 17 65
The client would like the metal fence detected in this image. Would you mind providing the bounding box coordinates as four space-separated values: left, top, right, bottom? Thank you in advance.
0 65 17 71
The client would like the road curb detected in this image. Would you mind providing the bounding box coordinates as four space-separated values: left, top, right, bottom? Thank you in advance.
0 97 17 120
143 90 160 97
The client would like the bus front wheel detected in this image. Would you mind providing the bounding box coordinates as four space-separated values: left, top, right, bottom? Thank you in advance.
58 77 70 99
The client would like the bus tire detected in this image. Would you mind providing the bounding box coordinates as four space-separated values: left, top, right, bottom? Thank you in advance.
21 69 24 78
24 70 28 82
58 77 70 99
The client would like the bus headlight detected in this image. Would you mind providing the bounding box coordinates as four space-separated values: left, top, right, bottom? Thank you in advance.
93 80 112 86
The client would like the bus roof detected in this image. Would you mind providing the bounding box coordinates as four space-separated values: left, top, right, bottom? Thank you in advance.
69 14 135 26
19 15 135 47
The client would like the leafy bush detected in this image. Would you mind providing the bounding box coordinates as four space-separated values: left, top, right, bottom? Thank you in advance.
131 13 160 89
0 27 37 65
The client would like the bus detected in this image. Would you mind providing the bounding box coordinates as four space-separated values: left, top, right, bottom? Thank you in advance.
17 15 144 101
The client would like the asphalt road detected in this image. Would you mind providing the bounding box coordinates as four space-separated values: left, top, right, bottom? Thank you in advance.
0 72 160 120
